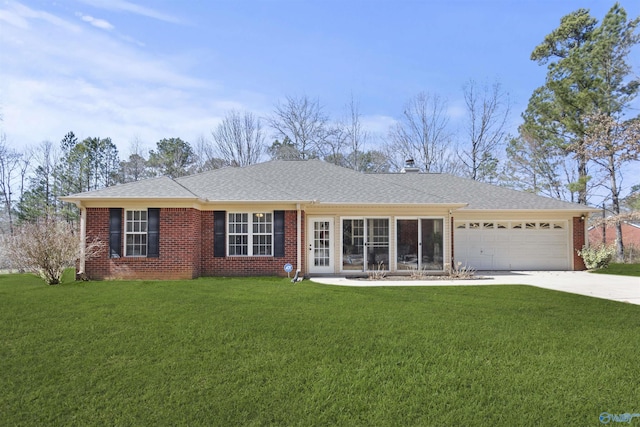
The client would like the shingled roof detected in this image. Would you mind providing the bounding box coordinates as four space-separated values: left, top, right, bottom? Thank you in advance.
62 159 590 211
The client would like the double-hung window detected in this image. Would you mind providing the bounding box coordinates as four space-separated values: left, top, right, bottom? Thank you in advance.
126 210 148 256
228 212 273 256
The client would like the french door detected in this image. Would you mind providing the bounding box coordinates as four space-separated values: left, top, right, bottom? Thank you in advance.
307 218 334 274
342 218 389 272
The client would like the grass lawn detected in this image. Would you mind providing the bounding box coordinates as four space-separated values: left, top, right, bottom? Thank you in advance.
590 263 640 277
1 274 639 426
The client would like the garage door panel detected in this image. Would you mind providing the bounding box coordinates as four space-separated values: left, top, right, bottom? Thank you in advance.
454 221 569 270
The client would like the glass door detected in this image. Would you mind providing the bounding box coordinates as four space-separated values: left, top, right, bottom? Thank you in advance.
396 218 444 271
366 218 389 270
342 219 364 271
342 218 389 272
397 219 419 270
308 218 334 274
421 218 443 270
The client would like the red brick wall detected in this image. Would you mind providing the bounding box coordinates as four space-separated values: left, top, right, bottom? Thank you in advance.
84 208 201 280
573 216 587 271
589 223 640 247
84 208 304 280
200 210 300 277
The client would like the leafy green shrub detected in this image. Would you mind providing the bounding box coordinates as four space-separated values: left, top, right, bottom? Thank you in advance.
578 245 616 270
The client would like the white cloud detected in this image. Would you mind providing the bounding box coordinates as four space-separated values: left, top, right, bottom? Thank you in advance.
1 1 81 32
361 115 396 136
0 1 261 156
79 14 114 31
77 0 184 24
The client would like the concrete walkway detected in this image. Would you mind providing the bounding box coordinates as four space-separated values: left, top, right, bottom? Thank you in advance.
310 271 640 305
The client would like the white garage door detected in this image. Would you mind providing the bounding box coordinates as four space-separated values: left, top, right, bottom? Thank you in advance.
454 221 570 270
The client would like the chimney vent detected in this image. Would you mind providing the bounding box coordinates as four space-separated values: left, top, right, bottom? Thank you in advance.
401 159 420 173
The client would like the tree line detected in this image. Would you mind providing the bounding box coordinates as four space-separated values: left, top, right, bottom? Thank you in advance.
1 3 639 259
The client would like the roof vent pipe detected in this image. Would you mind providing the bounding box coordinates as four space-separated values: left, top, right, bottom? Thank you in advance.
401 158 420 173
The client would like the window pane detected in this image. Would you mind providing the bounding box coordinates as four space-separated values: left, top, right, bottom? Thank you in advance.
125 210 148 257
422 219 443 270
229 212 273 256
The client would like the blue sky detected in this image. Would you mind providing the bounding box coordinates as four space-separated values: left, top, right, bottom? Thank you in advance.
1 0 639 160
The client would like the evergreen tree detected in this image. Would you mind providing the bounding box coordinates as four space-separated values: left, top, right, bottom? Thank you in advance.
522 4 639 204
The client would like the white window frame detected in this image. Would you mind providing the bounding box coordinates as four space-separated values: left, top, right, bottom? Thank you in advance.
125 209 148 257
228 212 273 256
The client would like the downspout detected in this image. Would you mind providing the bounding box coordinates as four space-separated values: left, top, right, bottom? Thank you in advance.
296 203 302 275
448 208 453 271
79 205 86 275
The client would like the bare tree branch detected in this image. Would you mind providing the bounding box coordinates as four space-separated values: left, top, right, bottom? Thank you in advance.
267 95 329 160
460 79 511 181
211 110 266 167
386 92 456 173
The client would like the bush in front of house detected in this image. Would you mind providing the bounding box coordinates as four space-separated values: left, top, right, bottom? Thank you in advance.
578 244 616 270
2 218 105 285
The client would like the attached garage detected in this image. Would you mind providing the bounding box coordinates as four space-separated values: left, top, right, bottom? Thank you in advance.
454 220 570 270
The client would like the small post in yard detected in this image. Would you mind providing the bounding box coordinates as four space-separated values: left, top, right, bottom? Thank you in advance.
284 263 293 279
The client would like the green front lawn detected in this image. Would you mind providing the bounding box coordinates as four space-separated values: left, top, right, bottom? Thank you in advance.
1 274 638 426
591 263 640 277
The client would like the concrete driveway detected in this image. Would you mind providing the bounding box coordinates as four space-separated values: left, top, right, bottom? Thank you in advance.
310 271 640 305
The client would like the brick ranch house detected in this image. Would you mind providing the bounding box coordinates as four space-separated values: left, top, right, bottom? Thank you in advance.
61 160 597 280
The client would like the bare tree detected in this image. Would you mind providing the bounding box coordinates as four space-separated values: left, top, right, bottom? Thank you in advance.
3 217 105 284
386 92 456 173
120 137 149 183
0 134 24 234
211 110 266 167
193 134 223 172
268 95 330 160
460 80 511 181
582 113 640 260
339 95 370 171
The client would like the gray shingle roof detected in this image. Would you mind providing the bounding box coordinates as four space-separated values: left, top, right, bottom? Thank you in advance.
375 172 587 210
176 160 457 204
62 176 198 200
62 159 590 211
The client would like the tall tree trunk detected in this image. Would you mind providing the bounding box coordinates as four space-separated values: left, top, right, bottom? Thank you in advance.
608 153 624 260
576 146 589 205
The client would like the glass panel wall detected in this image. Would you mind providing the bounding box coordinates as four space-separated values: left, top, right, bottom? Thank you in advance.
397 220 418 270
395 218 444 271
342 218 390 271
367 218 389 270
421 218 443 270
342 219 364 271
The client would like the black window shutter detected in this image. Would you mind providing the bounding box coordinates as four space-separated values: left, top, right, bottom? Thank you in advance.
274 210 285 257
109 208 122 258
214 211 226 257
147 208 160 258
